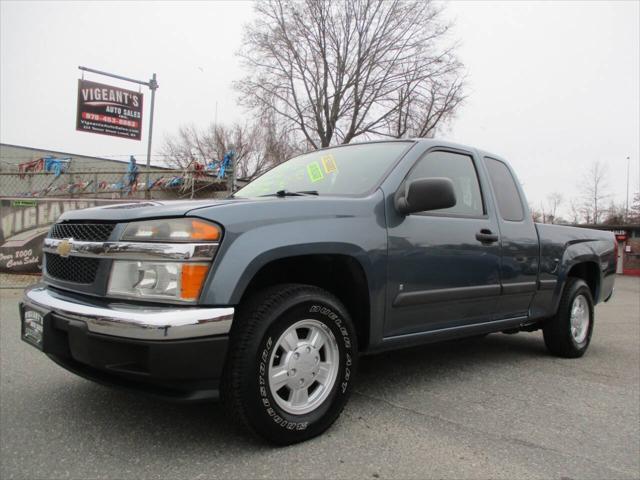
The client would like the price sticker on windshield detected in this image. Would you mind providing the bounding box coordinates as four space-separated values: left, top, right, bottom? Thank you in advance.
321 154 338 174
307 162 324 183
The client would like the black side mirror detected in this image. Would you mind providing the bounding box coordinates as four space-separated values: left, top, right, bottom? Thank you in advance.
395 177 456 215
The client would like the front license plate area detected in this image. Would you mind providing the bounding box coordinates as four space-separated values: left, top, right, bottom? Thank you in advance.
21 306 48 350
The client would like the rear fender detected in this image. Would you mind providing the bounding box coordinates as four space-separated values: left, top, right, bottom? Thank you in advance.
551 241 606 312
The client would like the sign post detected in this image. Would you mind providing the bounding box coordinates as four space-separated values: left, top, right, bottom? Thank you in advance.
78 66 159 199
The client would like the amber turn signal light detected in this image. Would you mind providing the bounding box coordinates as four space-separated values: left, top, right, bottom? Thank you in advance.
191 219 221 241
181 264 209 300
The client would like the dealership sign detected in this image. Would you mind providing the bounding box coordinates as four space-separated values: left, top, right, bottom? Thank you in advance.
76 79 143 140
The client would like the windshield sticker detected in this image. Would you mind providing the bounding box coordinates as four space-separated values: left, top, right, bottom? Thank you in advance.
307 162 324 183
321 154 338 174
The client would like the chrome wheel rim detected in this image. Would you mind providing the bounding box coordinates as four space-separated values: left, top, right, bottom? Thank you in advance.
570 294 590 344
268 319 340 415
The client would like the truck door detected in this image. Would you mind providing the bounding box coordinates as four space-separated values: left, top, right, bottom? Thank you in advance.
483 157 539 319
385 148 502 337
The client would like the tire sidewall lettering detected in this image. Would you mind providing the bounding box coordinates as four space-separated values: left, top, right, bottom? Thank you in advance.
309 304 352 349
258 336 310 431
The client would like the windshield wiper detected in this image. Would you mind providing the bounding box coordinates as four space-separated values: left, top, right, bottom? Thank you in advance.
260 190 319 197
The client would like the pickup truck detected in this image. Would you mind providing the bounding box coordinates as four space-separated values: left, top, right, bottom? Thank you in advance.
20 139 616 445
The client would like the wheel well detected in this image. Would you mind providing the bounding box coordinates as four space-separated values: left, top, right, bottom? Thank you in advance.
567 262 599 300
239 255 370 351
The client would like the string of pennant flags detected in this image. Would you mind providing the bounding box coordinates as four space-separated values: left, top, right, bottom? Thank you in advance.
18 156 72 178
12 151 235 198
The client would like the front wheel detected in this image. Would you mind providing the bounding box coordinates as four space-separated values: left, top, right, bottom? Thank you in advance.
223 284 357 445
543 277 594 358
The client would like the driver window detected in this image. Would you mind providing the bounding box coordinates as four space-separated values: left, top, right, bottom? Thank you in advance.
407 151 484 216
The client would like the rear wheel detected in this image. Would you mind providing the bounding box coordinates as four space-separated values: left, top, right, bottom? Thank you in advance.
543 277 594 358
223 284 357 445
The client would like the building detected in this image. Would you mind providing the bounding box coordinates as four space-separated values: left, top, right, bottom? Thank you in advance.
0 142 168 171
576 224 640 276
0 143 233 199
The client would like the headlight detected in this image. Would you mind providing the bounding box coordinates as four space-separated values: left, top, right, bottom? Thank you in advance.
122 218 221 242
108 260 209 303
109 218 221 303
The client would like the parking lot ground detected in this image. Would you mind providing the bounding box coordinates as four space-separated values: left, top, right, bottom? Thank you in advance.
1 276 639 480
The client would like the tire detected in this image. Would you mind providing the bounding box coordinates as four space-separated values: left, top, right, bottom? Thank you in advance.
543 277 594 358
222 284 358 445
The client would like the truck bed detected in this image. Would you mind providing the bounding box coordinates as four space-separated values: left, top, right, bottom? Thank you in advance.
530 223 616 320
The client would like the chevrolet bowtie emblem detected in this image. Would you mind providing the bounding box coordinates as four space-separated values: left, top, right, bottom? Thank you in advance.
56 239 72 258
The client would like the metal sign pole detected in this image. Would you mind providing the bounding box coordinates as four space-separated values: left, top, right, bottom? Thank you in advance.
145 74 158 199
78 66 159 199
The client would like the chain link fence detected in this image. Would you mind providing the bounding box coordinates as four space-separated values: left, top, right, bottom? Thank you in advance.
0 167 233 200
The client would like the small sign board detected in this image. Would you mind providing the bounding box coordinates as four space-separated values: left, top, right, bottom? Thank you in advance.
76 79 143 140
614 230 628 241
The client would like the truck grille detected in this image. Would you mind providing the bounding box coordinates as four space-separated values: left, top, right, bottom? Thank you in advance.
45 253 100 284
50 223 115 242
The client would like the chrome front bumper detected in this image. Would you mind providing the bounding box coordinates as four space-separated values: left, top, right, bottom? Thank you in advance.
22 284 234 341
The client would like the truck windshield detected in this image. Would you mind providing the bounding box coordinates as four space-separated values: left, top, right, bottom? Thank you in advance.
234 141 412 198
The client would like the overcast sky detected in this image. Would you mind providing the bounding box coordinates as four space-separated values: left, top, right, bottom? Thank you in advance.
1 0 638 217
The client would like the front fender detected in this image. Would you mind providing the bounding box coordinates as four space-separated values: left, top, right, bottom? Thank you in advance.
197 205 387 307
213 241 379 306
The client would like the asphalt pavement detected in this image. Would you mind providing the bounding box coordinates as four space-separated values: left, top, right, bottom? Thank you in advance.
1 277 639 479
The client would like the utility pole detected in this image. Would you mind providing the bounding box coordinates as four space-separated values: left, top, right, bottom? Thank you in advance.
78 66 159 199
626 156 630 221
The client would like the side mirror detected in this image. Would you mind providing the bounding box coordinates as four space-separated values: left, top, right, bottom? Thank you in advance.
395 177 456 215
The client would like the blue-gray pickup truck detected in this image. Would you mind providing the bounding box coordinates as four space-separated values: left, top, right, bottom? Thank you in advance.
20 139 616 444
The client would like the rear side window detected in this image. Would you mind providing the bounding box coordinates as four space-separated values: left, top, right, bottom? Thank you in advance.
406 150 484 216
484 157 524 221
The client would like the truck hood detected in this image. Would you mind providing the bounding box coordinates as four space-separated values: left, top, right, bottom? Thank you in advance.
56 194 382 227
57 199 241 222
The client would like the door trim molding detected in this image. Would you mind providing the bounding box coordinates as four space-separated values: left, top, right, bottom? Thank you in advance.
501 281 537 295
538 279 557 290
393 284 501 307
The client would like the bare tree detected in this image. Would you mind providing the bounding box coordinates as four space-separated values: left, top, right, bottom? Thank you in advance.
235 0 465 148
546 192 563 224
602 201 626 225
568 199 582 224
538 202 549 224
581 161 609 224
629 192 640 223
530 205 543 223
162 117 298 180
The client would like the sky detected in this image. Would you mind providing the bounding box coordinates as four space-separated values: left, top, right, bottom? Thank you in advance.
1 0 638 218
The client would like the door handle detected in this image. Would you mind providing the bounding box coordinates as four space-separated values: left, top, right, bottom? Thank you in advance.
476 229 499 244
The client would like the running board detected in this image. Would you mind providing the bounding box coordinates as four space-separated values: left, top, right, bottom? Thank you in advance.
374 316 529 353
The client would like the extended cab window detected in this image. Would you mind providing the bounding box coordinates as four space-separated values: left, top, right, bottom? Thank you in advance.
484 157 524 221
407 150 484 216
